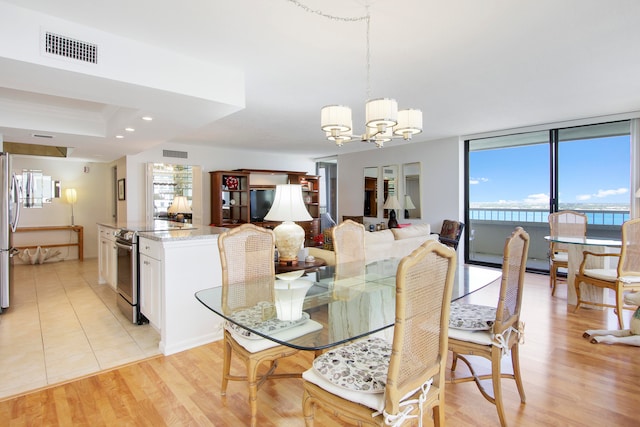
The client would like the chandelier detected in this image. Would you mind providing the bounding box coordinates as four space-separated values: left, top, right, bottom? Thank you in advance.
288 1 423 148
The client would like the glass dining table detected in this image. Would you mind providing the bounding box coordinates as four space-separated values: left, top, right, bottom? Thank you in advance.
544 235 621 307
195 259 502 351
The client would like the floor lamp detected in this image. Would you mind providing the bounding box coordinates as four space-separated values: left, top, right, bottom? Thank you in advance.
66 188 77 225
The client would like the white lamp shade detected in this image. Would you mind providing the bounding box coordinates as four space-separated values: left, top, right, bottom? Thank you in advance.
394 109 423 138
321 105 352 134
65 188 77 204
404 195 416 209
383 195 402 210
167 196 191 214
264 185 312 222
366 98 398 130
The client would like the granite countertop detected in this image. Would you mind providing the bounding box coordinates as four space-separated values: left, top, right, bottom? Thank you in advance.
139 226 229 242
97 221 228 242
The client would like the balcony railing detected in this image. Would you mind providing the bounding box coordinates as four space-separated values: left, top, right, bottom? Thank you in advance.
469 208 629 226
467 207 628 271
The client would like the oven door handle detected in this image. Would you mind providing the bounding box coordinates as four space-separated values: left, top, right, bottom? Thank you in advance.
115 241 134 251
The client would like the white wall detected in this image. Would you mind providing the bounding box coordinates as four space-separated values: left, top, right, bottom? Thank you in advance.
336 136 464 235
11 155 112 259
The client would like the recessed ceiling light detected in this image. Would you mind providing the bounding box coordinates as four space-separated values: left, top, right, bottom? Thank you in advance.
125 127 135 132
142 116 153 121
116 135 124 139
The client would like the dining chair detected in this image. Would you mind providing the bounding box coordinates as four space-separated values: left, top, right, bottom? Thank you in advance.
548 211 587 296
302 240 457 427
218 224 321 427
448 227 530 427
574 217 640 329
331 219 366 264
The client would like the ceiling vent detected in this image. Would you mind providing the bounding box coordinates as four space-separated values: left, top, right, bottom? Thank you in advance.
163 150 188 159
44 31 98 64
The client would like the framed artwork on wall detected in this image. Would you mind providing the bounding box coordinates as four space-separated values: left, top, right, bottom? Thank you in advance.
118 179 126 200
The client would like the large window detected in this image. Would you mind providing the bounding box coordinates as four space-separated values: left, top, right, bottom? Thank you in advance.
467 120 630 271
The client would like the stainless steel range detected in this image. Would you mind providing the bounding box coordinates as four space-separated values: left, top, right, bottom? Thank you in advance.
115 221 196 324
115 229 144 324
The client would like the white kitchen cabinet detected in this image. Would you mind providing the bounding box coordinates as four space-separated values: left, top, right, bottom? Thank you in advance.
98 226 117 290
139 237 163 330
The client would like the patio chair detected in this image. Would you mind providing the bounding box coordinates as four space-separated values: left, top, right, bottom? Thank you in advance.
548 211 587 296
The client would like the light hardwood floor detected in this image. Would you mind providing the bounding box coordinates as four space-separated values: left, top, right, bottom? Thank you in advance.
0 270 638 426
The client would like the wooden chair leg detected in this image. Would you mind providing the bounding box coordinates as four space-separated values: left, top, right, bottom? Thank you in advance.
511 343 526 403
221 336 232 396
247 359 260 427
574 281 582 312
615 289 625 329
302 388 315 427
491 350 507 427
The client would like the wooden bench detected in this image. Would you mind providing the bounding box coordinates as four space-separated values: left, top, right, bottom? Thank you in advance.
14 225 84 261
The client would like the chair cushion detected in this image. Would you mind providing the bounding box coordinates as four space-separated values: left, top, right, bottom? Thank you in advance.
551 252 568 262
226 301 310 339
303 368 385 411
620 276 640 285
449 302 496 331
448 327 493 345
229 319 323 353
583 268 617 282
312 337 391 393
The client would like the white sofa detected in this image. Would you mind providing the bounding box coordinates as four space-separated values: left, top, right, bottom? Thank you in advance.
308 223 437 266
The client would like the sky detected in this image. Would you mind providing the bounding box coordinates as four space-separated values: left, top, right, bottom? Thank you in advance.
469 135 630 207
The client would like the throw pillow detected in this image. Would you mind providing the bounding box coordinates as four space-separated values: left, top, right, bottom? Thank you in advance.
323 227 334 251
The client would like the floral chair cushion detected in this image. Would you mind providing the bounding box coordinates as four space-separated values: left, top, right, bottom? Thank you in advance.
312 337 391 393
226 301 309 339
449 302 496 331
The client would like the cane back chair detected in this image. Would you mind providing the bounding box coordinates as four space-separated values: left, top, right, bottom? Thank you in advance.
448 227 530 427
302 240 457 426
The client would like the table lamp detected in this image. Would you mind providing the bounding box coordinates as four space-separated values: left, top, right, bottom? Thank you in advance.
168 196 191 222
65 188 77 225
383 194 401 228
264 184 312 265
404 194 416 219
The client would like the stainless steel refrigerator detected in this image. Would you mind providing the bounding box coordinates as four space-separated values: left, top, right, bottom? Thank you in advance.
0 152 21 312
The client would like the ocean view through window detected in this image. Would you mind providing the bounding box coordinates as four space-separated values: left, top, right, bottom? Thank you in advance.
466 120 631 270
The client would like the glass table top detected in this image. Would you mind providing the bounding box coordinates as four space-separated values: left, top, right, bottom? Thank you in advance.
544 235 621 247
195 259 501 351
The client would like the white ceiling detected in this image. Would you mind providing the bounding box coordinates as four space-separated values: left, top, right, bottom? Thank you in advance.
1 0 640 162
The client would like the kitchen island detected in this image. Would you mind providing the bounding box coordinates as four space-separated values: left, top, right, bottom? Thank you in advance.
98 222 228 355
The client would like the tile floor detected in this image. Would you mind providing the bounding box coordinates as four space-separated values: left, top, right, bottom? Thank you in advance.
0 258 160 400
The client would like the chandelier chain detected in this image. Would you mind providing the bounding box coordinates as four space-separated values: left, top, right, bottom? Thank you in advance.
286 0 372 98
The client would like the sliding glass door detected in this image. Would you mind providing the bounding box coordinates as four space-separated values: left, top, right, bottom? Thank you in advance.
467 120 630 271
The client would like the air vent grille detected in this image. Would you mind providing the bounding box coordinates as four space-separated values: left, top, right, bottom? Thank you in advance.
45 31 98 64
163 150 188 159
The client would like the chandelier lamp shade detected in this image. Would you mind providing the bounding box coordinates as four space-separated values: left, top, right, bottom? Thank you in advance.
321 101 422 148
264 184 312 266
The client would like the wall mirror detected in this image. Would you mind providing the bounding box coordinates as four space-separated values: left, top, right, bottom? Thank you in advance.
363 167 378 217
382 165 398 219
17 170 59 208
403 162 421 219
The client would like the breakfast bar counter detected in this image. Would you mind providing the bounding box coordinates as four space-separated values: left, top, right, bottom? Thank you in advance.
98 221 229 356
138 225 229 355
